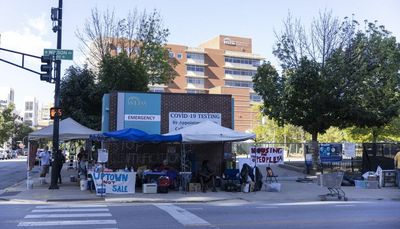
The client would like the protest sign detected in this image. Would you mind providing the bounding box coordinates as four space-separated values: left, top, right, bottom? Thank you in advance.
250 146 284 164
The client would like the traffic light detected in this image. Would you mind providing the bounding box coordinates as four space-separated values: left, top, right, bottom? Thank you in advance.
40 55 53 82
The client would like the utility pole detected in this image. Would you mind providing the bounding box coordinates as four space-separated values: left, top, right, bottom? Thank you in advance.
49 0 63 189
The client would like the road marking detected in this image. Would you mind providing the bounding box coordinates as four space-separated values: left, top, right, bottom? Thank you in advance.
18 220 117 227
35 205 107 209
32 208 109 213
25 213 112 218
334 204 355 207
184 207 203 210
155 204 211 226
269 201 366 206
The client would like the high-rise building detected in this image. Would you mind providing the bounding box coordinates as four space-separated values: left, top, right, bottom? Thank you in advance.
0 86 15 109
158 35 264 132
37 101 53 128
23 96 38 127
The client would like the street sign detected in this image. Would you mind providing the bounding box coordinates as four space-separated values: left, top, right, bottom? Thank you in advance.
43 49 73 60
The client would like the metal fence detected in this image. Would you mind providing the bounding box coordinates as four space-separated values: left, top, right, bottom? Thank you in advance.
232 142 398 173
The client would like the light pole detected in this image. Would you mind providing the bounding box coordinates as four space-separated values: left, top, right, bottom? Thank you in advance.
49 0 63 190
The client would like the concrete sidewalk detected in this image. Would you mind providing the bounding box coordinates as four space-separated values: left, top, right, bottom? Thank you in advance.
1 163 399 204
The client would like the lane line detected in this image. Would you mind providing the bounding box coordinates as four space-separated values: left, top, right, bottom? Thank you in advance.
18 220 117 227
154 204 211 226
35 205 107 209
25 213 112 218
334 204 355 207
32 208 109 213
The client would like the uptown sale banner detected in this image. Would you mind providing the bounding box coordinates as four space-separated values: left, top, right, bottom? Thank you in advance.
250 146 284 164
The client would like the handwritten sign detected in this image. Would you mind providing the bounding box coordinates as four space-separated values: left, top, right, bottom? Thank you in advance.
250 147 284 164
91 171 136 194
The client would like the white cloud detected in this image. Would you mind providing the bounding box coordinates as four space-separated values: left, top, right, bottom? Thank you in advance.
28 13 48 36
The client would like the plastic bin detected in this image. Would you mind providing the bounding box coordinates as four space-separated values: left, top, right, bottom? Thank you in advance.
143 183 157 194
80 179 88 191
355 180 367 189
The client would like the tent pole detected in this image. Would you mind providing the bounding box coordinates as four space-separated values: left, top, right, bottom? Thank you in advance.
26 140 31 190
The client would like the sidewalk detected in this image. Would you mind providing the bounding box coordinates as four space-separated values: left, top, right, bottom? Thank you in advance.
1 163 399 204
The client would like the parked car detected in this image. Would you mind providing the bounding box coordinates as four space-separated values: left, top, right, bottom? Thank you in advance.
0 149 7 160
11 150 18 159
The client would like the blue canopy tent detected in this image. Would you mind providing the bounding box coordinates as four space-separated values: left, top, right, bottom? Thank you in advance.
90 128 182 143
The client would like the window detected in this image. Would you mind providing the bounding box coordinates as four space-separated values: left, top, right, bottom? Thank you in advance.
187 77 204 85
187 53 204 60
225 80 253 88
186 89 205 94
250 93 262 102
149 87 164 93
168 51 174 58
25 102 33 111
225 69 256 76
177 53 183 59
187 65 204 72
225 57 260 67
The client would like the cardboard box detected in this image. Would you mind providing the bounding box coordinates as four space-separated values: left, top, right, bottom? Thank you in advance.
189 183 201 192
143 183 157 194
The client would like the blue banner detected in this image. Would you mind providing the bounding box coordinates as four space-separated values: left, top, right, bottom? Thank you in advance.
319 143 343 163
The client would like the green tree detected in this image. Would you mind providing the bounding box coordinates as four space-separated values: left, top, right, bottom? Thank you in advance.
98 52 148 91
0 104 17 147
327 20 400 142
60 65 103 130
11 122 33 149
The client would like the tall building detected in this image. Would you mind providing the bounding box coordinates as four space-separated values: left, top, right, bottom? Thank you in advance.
37 101 53 128
159 35 264 132
23 96 38 127
0 86 15 109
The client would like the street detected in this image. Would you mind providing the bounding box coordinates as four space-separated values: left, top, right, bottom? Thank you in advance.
0 200 399 229
0 157 28 190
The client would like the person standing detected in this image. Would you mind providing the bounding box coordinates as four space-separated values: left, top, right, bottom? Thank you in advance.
39 146 51 184
394 151 400 188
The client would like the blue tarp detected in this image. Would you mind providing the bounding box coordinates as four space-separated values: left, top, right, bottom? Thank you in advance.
90 128 182 143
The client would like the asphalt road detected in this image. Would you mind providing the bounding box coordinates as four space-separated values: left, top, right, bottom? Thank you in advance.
0 200 399 229
0 157 29 190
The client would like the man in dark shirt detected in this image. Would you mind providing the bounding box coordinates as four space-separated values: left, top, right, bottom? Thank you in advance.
199 160 217 192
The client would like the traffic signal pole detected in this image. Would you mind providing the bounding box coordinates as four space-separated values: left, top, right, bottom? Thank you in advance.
49 0 63 190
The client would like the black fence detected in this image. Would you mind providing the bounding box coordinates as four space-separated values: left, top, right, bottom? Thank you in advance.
232 142 398 174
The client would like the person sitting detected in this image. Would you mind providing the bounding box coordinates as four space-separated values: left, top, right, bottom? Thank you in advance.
159 159 178 189
199 160 217 192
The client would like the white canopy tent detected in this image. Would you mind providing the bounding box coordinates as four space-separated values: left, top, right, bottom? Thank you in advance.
28 118 100 141
164 120 256 174
164 120 256 143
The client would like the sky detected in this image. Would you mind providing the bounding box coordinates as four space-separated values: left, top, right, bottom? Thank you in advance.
0 0 399 113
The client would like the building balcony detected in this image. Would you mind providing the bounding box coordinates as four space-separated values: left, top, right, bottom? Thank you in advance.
224 50 264 59
186 47 205 53
224 62 258 71
186 71 206 77
224 74 253 82
185 59 207 66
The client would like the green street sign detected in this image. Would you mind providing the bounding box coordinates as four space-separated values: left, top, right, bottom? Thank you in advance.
43 49 73 60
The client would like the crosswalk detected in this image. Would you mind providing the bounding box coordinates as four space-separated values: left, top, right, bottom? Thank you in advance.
18 204 118 228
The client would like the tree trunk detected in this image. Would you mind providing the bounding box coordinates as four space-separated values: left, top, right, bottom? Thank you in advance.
308 132 319 174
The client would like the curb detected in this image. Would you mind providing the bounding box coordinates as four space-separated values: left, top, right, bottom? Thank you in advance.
47 198 105 202
104 197 237 204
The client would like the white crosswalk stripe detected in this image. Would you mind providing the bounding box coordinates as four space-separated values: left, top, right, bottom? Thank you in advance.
154 204 211 227
18 204 118 228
